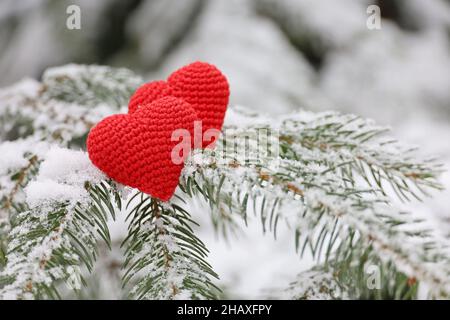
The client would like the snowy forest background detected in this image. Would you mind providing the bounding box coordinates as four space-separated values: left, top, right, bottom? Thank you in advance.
0 0 449 298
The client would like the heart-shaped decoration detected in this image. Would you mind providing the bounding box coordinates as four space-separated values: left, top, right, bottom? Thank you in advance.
87 96 196 201
128 80 173 114
128 62 229 147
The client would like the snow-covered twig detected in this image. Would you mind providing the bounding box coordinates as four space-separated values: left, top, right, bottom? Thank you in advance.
0 148 115 299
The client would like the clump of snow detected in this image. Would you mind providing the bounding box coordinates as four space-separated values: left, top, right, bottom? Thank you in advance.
42 64 93 79
1 146 109 300
0 77 41 100
25 147 105 208
224 105 272 128
25 180 89 208
0 139 45 175
38 147 105 185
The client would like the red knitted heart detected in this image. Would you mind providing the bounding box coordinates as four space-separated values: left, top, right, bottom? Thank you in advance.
128 80 173 114
128 61 229 147
87 96 196 201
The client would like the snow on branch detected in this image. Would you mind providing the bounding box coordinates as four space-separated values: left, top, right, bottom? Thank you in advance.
24 147 105 206
0 138 50 219
181 107 449 298
0 64 142 143
41 64 142 108
0 147 116 299
278 111 443 200
282 251 421 300
281 268 347 300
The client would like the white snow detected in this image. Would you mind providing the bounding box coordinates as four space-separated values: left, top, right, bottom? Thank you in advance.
25 147 105 208
0 138 50 215
0 77 41 100
25 180 86 208
0 140 36 175
38 147 105 185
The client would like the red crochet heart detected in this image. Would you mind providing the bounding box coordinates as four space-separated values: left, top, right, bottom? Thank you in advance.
87 96 196 201
128 80 173 113
128 61 229 147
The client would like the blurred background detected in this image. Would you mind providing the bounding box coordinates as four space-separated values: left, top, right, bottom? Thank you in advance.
1 0 449 298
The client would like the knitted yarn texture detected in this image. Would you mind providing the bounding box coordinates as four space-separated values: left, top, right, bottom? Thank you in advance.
128 61 229 147
87 96 196 201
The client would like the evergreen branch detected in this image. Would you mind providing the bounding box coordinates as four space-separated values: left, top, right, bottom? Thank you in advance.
0 148 116 299
181 109 449 298
0 65 141 144
284 248 419 300
1 155 39 216
40 64 142 109
0 79 40 141
282 268 347 300
329 246 419 300
0 139 50 271
0 219 8 269
0 138 50 221
122 194 219 300
279 112 443 200
0 152 40 271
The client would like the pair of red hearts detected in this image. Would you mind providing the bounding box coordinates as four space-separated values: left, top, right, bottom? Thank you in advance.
87 62 229 201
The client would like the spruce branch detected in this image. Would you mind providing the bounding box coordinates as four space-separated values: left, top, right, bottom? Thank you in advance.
282 268 348 300
40 64 142 109
278 112 443 201
181 108 449 298
0 65 142 144
0 153 40 271
282 240 421 299
0 219 8 269
0 139 49 270
122 194 219 300
1 154 38 215
0 138 51 221
0 148 118 299
284 251 420 300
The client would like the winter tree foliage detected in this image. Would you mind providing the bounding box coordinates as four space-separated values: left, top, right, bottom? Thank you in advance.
0 64 449 299
0 0 449 300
